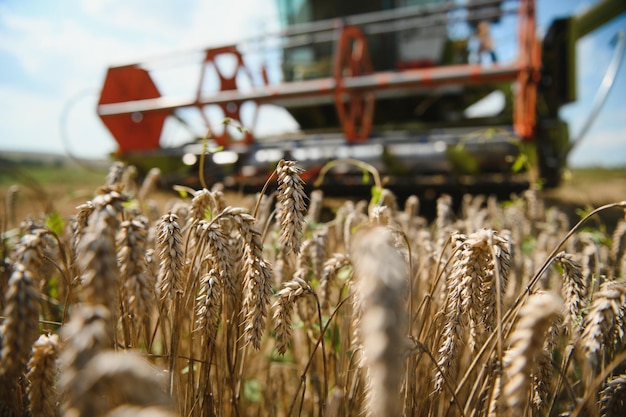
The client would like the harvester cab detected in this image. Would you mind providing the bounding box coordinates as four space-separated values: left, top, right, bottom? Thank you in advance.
96 0 626 194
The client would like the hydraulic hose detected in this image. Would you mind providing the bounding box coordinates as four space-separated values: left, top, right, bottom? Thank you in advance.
565 29 625 158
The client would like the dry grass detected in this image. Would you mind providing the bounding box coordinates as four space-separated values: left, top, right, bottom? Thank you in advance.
1 159 626 417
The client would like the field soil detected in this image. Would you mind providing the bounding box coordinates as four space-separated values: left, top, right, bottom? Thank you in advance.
541 169 626 230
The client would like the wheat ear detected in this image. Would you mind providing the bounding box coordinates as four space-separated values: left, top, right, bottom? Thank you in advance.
530 314 562 413
155 212 184 305
272 277 315 355
318 253 352 310
554 251 585 333
78 191 125 307
105 161 127 186
435 229 510 393
502 291 563 410
59 304 113 416
195 269 222 346
15 229 47 278
600 373 626 417
306 189 324 225
117 217 154 345
26 333 61 417
296 227 328 279
227 208 273 349
276 159 307 255
351 225 408 417
71 201 95 253
64 350 172 417
0 263 41 382
194 216 235 347
579 280 626 372
435 194 454 230
189 189 218 223
198 217 238 309
137 167 161 203
104 405 178 417
610 219 626 277
0 263 40 417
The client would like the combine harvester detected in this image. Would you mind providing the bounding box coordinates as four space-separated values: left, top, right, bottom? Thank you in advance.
96 0 625 196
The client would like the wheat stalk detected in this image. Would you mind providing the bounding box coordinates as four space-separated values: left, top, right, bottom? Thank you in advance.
5 184 20 228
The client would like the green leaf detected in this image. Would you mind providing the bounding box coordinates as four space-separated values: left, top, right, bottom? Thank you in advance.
511 153 528 173
244 378 262 403
446 144 478 174
370 185 383 206
361 170 370 184
45 211 64 236
47 276 59 300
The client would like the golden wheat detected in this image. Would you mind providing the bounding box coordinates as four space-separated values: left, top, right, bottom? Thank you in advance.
2 160 626 417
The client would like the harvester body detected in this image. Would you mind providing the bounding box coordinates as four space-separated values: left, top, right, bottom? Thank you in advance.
96 0 626 193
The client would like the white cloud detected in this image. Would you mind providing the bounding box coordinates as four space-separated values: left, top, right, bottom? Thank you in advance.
0 0 281 158
0 85 58 153
568 104 626 167
0 83 116 158
0 0 624 168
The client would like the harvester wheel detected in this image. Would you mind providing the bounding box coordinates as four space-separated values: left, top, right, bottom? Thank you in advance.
333 26 375 142
197 46 257 147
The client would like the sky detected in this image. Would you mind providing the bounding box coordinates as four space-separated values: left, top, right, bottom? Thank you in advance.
0 0 625 167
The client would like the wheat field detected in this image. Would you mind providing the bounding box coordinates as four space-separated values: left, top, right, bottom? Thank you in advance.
1 159 625 417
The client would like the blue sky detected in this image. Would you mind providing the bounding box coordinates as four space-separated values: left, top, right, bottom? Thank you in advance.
0 0 624 167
